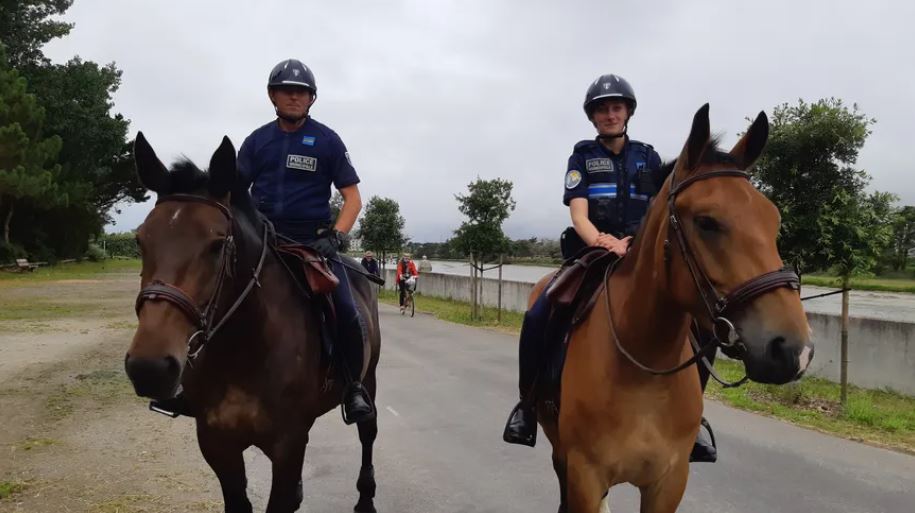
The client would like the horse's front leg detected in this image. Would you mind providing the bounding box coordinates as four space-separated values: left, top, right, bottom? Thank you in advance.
355 372 378 513
265 433 309 513
638 460 689 513
197 425 253 513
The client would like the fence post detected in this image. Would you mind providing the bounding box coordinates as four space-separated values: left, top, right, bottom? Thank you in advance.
497 254 503 323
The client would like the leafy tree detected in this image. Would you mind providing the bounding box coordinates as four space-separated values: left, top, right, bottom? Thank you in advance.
329 190 344 222
451 178 515 261
0 0 74 68
356 196 407 267
0 48 64 247
886 206 915 272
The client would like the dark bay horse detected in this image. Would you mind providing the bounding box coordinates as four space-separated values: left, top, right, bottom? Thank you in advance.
124 133 380 513
534 105 814 513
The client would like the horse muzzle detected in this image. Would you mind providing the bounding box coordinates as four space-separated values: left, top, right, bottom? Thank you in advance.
124 352 184 400
742 335 815 385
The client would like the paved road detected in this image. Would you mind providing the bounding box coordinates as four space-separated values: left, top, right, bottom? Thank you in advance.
242 305 915 512
422 260 915 323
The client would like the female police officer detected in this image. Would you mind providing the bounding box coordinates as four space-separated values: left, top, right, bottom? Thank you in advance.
502 74 717 463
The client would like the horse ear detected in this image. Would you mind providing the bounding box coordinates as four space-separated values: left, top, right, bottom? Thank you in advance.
730 111 769 170
682 103 711 171
134 132 169 193
208 136 236 200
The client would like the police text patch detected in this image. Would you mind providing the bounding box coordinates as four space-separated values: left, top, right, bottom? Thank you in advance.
585 158 613 172
287 154 317 172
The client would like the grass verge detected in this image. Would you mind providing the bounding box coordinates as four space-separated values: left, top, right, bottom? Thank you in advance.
378 289 524 333
379 289 915 454
705 360 915 453
0 259 140 284
802 274 915 294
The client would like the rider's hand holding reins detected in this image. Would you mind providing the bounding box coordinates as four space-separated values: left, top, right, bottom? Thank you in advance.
596 233 631 257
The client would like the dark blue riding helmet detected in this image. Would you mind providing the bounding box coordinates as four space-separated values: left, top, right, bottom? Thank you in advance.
584 74 636 118
268 59 316 93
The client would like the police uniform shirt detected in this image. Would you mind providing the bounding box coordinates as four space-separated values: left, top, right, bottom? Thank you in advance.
238 117 359 240
562 137 663 237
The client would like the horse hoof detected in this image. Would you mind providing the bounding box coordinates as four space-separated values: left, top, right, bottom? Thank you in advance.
354 498 376 513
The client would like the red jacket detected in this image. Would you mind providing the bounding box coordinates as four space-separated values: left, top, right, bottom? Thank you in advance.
396 260 418 281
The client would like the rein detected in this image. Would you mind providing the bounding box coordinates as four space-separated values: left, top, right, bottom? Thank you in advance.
606 170 800 378
134 194 270 364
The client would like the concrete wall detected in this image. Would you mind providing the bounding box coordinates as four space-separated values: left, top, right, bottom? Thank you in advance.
383 270 915 395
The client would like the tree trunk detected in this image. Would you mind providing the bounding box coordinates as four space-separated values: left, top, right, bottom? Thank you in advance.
840 275 850 408
3 200 13 245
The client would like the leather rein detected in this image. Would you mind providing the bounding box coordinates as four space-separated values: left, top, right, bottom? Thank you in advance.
134 194 270 365
606 170 800 380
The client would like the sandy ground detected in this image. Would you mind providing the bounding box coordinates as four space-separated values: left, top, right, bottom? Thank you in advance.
0 275 222 512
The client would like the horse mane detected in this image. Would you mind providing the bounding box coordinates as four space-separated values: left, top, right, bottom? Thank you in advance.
165 158 262 227
658 136 737 176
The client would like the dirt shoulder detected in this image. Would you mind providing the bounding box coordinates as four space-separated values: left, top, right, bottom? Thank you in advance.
0 275 222 512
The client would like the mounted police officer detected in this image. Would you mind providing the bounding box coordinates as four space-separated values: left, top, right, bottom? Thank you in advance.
502 74 718 462
236 58 374 424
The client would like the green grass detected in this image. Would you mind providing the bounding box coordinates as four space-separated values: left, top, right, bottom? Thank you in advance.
0 258 140 284
0 299 104 322
45 368 136 420
0 480 27 500
802 274 915 293
378 289 525 332
707 359 915 453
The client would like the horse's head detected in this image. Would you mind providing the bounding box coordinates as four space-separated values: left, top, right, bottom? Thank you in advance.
124 132 237 400
660 104 813 384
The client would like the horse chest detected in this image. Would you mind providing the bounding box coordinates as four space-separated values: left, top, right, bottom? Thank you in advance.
204 385 270 432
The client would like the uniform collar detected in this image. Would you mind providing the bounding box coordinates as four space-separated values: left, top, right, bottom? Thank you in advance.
595 134 629 157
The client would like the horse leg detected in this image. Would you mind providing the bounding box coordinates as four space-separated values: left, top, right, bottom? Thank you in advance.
265 435 309 513
551 450 568 513
198 431 252 513
565 448 608 513
638 461 689 513
355 372 378 513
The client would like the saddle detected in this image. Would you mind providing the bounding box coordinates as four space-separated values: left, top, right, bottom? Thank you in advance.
545 246 617 325
275 244 339 295
539 247 618 406
275 243 339 359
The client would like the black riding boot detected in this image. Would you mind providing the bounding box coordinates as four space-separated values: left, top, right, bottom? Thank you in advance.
503 400 538 446
338 317 376 425
690 329 718 462
503 296 552 447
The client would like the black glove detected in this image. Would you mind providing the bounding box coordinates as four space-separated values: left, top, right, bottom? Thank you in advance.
311 229 343 258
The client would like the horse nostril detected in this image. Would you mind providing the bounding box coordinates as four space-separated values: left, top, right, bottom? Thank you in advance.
164 355 181 380
766 336 793 364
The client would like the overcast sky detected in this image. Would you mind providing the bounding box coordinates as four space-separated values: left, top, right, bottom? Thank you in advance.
43 0 914 242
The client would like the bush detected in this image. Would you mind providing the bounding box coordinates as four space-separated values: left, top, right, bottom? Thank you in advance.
0 241 27 263
96 232 139 258
84 243 108 261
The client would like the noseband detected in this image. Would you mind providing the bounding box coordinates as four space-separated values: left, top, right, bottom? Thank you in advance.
608 169 800 377
134 194 269 363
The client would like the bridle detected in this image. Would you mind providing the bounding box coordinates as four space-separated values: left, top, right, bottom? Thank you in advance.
607 169 800 379
134 194 269 364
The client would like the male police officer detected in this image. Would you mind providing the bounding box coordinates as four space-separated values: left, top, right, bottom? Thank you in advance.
502 74 717 462
236 58 374 424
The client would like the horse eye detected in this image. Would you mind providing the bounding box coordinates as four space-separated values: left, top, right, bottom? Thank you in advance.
695 215 722 233
209 239 225 254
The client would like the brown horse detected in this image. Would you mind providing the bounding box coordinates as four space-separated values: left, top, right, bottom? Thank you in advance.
124 133 381 513
534 105 814 513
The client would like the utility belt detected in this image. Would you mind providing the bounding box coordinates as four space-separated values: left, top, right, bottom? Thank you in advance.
271 219 332 244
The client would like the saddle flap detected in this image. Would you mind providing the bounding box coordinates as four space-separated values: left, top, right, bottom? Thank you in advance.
546 247 614 308
276 244 340 295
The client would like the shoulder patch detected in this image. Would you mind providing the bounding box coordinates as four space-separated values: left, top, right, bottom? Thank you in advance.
565 170 583 189
344 152 353 167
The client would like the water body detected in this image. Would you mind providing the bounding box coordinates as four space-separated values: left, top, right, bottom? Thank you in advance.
415 260 914 323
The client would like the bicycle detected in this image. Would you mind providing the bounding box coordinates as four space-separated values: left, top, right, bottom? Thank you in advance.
400 276 416 317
